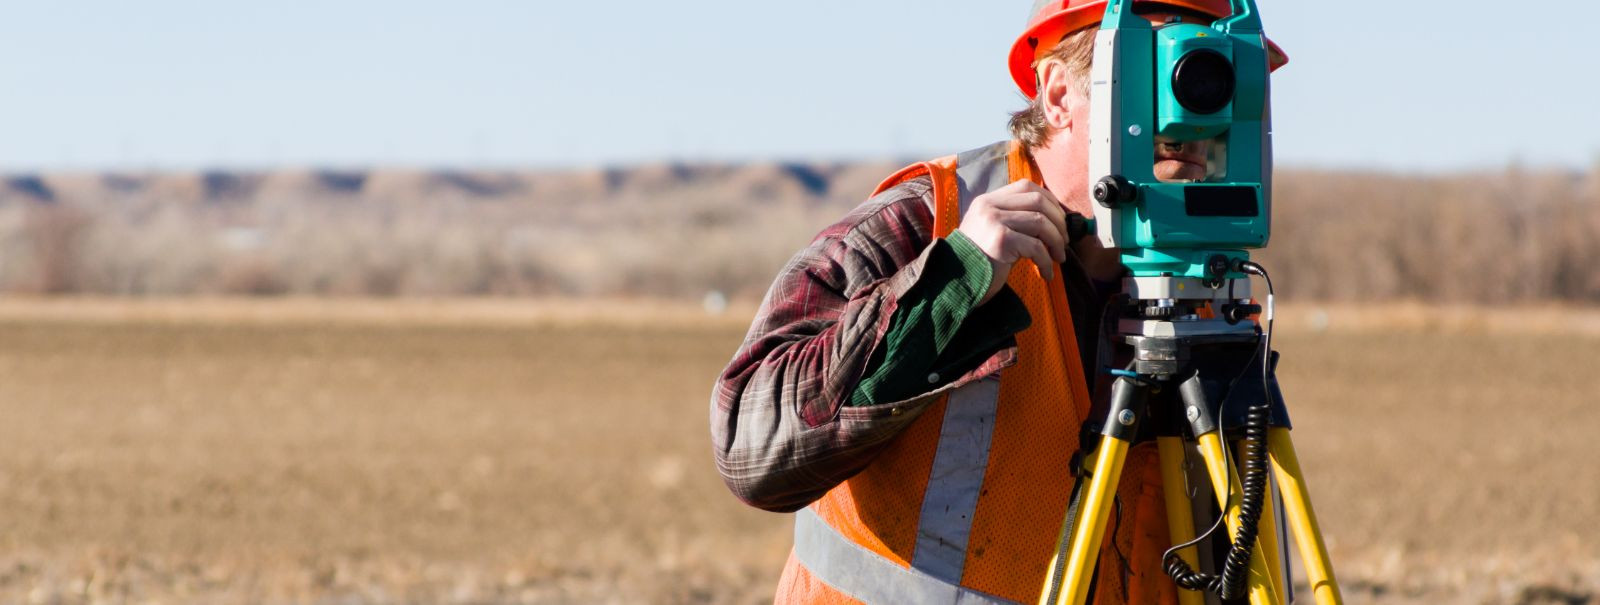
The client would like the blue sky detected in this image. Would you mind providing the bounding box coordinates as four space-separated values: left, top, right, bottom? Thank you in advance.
2 1 1594 173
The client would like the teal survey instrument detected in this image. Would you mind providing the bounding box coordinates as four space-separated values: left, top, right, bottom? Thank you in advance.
1040 1 1346 604
1089 0 1273 286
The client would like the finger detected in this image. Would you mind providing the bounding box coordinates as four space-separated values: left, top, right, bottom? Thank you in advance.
1033 187 1070 242
986 180 1045 208
995 209 1066 264
988 187 1068 248
1018 183 1070 250
974 180 1035 205
1003 230 1055 281
997 178 1038 194
984 179 1047 206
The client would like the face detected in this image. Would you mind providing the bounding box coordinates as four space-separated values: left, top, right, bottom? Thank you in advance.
1031 10 1220 280
1040 10 1216 196
1152 136 1211 182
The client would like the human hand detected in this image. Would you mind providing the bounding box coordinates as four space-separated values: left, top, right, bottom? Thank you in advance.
955 179 1068 305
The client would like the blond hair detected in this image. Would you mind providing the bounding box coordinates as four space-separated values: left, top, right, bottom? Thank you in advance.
1007 28 1097 149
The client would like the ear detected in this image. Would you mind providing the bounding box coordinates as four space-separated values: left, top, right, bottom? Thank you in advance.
1037 60 1077 132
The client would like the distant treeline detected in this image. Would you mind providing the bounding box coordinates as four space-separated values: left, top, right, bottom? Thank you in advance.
1 162 1596 303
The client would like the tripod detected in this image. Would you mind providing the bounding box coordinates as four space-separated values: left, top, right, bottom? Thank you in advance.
1036 272 1344 605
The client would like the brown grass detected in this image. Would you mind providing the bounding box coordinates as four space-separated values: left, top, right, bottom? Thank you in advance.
0 300 1594 604
5 162 1598 303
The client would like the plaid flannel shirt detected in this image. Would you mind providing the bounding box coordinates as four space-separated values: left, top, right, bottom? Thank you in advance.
710 176 1030 513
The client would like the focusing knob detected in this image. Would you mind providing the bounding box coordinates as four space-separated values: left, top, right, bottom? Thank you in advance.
1223 303 1263 325
1094 175 1138 208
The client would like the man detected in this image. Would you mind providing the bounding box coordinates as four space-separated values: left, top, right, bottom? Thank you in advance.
711 1 1288 602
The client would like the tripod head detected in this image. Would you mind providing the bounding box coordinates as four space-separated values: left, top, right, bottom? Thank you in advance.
1086 0 1276 315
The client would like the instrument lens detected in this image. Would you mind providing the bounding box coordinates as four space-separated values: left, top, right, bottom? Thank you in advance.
1172 49 1235 115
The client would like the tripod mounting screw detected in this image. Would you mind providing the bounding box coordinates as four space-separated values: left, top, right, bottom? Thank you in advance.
1094 175 1138 208
1117 409 1137 427
1186 406 1200 422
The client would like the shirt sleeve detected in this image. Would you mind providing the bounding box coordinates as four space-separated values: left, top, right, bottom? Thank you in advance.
848 230 1031 407
710 178 1022 513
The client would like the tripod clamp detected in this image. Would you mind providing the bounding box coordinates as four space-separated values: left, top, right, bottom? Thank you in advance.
1102 323 1280 600
1042 272 1319 604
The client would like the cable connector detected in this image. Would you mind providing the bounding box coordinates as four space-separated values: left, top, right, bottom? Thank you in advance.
1234 260 1274 325
1234 259 1267 277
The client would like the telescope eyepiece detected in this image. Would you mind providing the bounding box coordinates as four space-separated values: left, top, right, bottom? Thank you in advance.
1094 175 1138 208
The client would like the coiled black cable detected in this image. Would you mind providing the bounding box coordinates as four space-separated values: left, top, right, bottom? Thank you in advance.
1162 395 1270 598
1162 260 1275 600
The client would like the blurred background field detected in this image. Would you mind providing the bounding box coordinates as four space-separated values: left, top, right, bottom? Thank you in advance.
6 1 1600 603
0 300 1596 605
2 154 1598 605
2 157 1599 605
3 164 1599 302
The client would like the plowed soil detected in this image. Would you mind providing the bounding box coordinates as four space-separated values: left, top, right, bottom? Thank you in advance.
0 301 1594 604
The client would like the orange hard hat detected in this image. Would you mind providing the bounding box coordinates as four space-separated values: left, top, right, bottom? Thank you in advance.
1009 0 1290 98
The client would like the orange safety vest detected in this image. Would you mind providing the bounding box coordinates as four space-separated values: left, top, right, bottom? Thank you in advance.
774 141 1179 605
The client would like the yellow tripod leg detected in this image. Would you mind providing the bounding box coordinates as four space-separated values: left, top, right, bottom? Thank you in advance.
1268 427 1345 604
1038 437 1131 605
1157 437 1206 605
1236 441 1289 605
1195 433 1281 605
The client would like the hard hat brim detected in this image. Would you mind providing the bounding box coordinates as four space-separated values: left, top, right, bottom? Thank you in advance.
1008 1 1289 99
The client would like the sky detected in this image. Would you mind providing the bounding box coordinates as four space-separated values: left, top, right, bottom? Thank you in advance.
2 0 1595 173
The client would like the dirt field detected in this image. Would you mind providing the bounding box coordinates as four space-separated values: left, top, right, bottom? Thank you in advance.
0 300 1595 605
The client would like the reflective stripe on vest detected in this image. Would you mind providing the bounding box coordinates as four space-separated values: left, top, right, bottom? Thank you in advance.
793 377 1003 599
794 507 1018 605
789 142 1020 602
910 377 1002 583
954 142 1014 219
783 140 1133 605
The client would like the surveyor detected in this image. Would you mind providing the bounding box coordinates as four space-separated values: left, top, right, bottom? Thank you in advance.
711 1 1288 602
